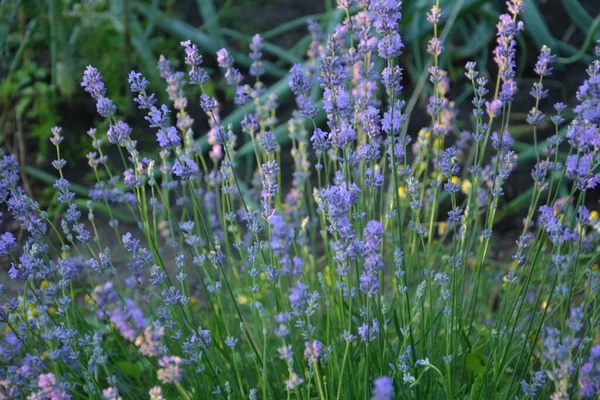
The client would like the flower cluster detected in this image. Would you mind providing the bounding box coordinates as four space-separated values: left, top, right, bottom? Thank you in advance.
1 2 599 400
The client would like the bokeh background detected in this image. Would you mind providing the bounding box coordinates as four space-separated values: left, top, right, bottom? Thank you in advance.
0 0 598 229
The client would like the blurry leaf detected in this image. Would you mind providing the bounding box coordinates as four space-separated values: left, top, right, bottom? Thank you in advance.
117 361 143 379
132 1 287 78
521 1 557 51
0 0 20 51
15 97 32 117
454 20 494 58
261 13 329 39
22 166 137 223
196 0 226 50
130 17 163 100
556 15 600 65
560 0 594 33
466 351 488 376
221 28 302 65
9 19 38 76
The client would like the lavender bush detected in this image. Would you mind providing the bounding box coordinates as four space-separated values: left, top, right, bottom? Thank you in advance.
1 0 599 399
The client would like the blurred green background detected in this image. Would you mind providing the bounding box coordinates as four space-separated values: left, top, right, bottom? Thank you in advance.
0 0 598 208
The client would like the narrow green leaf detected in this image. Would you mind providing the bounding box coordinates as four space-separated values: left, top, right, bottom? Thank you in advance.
466 352 488 376
196 0 226 50
116 361 144 379
261 13 329 39
22 166 137 223
556 15 600 65
9 20 38 76
220 28 303 65
131 1 287 78
521 1 557 51
560 0 594 33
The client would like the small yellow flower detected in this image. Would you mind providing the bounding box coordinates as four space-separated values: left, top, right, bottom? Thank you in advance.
418 129 430 139
324 265 332 287
190 297 198 306
590 210 599 222
541 299 548 309
60 251 68 259
398 186 407 199
461 179 472 195
236 295 249 305
437 222 447 236
48 306 57 316
84 294 92 303
40 281 49 290
592 264 599 271
451 176 460 185
433 137 444 150
301 217 309 232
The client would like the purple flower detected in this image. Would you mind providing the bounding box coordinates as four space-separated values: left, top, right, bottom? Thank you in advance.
181 40 209 84
378 32 404 60
107 120 132 145
216 48 233 68
381 65 403 95
427 37 444 56
156 126 181 150
360 270 379 297
311 128 331 154
249 34 265 77
566 153 599 190
331 119 356 148
371 376 394 400
181 40 202 69
259 131 278 153
36 373 71 400
285 373 304 390
289 64 311 95
128 70 149 92
304 340 323 362
289 281 309 309
157 356 183 384
172 155 198 180
534 45 555 76
358 319 379 342
499 79 518 103
96 97 116 118
81 65 106 99
369 0 402 35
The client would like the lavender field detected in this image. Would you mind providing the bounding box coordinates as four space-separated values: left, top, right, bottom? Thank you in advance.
1 0 599 399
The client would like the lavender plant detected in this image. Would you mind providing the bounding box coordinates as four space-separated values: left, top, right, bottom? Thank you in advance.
1 0 599 399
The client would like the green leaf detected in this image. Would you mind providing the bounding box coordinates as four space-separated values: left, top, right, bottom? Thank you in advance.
117 361 143 379
556 15 600 65
196 0 226 50
521 1 557 51
220 28 302 65
131 1 287 78
466 351 488 376
560 0 594 33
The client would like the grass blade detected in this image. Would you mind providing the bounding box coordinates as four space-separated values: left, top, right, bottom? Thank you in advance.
220 28 302 65
521 0 557 51
195 0 226 50
132 1 287 78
